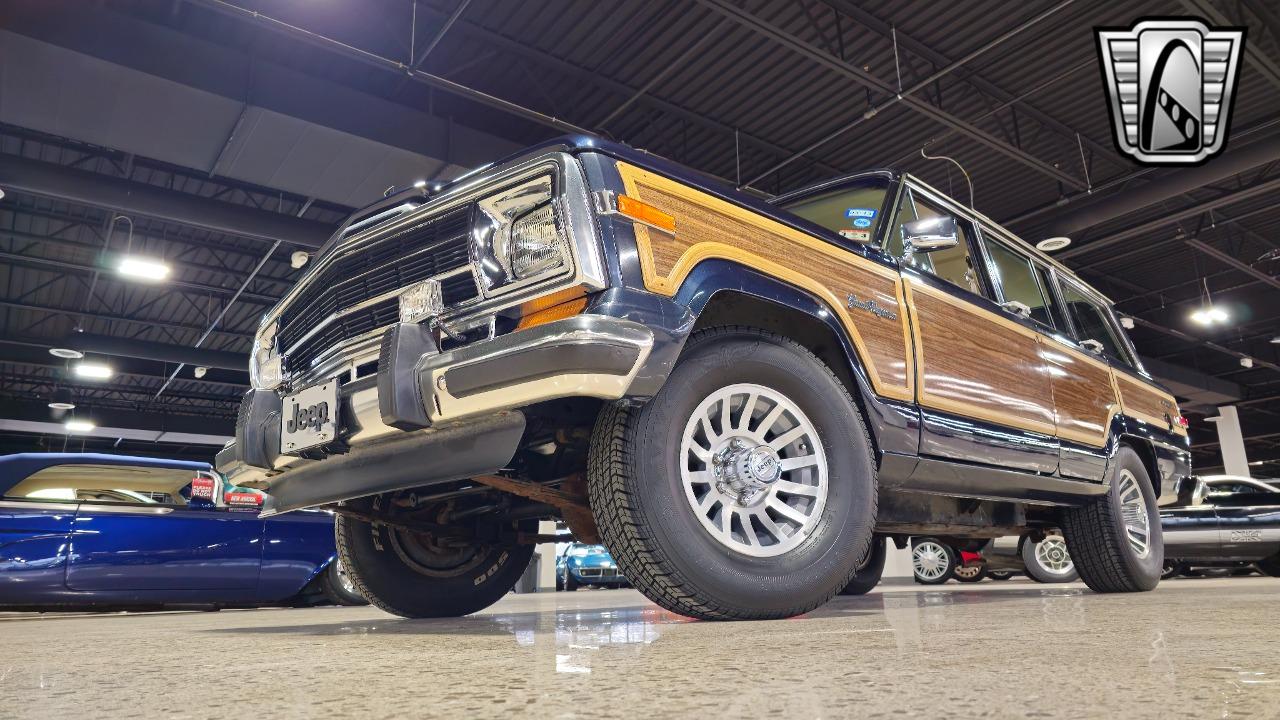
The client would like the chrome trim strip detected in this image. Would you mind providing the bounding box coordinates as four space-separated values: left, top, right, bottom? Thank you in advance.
77 504 175 515
0 500 78 512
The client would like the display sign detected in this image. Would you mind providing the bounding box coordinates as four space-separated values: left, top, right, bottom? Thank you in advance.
190 475 216 501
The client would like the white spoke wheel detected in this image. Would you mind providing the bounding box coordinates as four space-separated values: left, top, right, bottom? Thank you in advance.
679 383 828 557
1117 470 1152 559
1022 534 1079 583
912 539 956 584
587 327 878 621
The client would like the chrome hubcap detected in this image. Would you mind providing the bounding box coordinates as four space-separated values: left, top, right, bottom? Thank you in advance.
1117 469 1152 559
335 560 357 595
680 383 828 557
913 541 950 580
1034 536 1075 575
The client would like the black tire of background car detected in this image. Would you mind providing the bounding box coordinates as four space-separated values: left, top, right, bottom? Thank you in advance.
953 563 988 583
1161 560 1186 580
1059 446 1163 592
911 537 958 585
1021 536 1080 584
334 512 534 618
561 565 579 591
319 560 369 606
1257 553 1280 577
988 571 1014 580
839 535 887 595
588 326 878 621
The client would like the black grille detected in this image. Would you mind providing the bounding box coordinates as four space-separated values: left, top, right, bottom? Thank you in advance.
278 205 478 374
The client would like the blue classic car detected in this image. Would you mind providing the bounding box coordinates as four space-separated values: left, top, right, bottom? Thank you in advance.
0 453 364 611
556 543 628 590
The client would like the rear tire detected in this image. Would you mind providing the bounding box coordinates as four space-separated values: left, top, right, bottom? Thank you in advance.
912 537 957 585
320 559 369 606
1257 553 1280 578
588 327 878 621
1022 534 1079 583
953 563 988 583
334 508 533 618
988 571 1014 581
1060 447 1163 593
839 535 886 595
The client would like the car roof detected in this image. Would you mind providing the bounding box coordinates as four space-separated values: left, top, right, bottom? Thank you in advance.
0 453 212 496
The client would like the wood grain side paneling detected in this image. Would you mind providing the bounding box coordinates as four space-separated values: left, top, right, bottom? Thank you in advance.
906 279 1057 435
616 162 913 401
1040 339 1118 447
1116 371 1187 437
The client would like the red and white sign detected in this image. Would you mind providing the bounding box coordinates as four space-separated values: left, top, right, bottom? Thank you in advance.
190 475 216 500
226 491 264 507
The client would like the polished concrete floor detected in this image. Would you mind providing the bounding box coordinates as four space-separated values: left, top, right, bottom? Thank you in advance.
1 576 1277 719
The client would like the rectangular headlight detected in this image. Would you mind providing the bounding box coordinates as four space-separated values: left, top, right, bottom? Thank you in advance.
250 320 283 390
470 174 568 293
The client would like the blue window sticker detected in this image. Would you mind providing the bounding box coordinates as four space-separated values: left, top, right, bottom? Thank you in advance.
845 208 877 219
852 217 872 228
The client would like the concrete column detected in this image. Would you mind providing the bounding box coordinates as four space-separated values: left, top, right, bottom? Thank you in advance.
1208 405 1250 477
535 520 559 592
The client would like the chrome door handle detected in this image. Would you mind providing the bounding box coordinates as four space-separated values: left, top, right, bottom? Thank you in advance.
1001 300 1031 319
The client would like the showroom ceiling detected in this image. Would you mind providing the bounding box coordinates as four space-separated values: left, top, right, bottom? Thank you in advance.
0 0 1277 468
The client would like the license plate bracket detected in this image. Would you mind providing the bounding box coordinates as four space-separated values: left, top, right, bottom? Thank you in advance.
280 380 338 454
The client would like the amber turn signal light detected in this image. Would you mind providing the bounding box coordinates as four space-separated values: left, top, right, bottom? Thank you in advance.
516 295 588 330
617 194 676 234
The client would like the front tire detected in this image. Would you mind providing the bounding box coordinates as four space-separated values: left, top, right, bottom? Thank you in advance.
1060 447 1163 592
334 509 533 618
1022 534 1079 583
953 563 988 583
588 327 878 621
912 537 957 584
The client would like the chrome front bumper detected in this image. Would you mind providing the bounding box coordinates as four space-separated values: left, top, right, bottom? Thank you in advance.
217 314 654 509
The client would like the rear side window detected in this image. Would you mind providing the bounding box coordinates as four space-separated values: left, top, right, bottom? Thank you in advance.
1059 282 1132 365
982 234 1055 329
782 179 890 246
4 464 205 506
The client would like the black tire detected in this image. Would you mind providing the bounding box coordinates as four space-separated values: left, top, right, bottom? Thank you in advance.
319 559 369 606
1021 534 1080 584
588 326 878 621
953 563 988 583
1060 446 1163 593
561 566 579 591
988 571 1014 581
1257 553 1280 578
334 510 533 618
911 537 957 585
1161 559 1186 580
839 535 887 595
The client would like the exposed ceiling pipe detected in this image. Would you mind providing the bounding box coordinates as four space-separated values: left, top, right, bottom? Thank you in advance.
0 154 335 248
1043 134 1280 241
64 334 248 371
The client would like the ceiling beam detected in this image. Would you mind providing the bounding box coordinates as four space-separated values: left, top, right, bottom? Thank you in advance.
0 153 335 248
1183 237 1280 292
1179 0 1280 91
695 0 1087 190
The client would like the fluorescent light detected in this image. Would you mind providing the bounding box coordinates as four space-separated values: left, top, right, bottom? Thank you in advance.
1190 306 1229 326
64 419 96 433
49 347 84 359
118 256 170 281
1190 309 1212 325
73 362 113 380
413 179 428 189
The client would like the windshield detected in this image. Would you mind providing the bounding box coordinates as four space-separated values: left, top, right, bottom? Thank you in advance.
780 178 891 245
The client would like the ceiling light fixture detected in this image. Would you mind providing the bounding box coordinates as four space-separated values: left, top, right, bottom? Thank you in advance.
1036 236 1071 252
64 419 96 433
47 388 76 411
49 347 84 359
1119 316 1135 329
1189 278 1230 326
118 255 171 281
73 362 113 380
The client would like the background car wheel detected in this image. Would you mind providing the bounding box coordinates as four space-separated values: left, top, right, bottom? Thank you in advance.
912 537 957 584
1060 446 1163 593
839 535 886 595
320 559 369 606
988 571 1014 581
588 327 878 621
334 507 533 618
1022 534 1079 583
561 566 579 591
953 563 988 583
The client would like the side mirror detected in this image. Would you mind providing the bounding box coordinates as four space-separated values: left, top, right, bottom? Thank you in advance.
902 216 959 256
1190 478 1210 506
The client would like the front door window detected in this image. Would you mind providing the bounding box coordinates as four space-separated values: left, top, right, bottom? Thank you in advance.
889 187 983 296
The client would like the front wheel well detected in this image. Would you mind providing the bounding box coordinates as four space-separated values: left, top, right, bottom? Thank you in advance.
691 291 861 405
